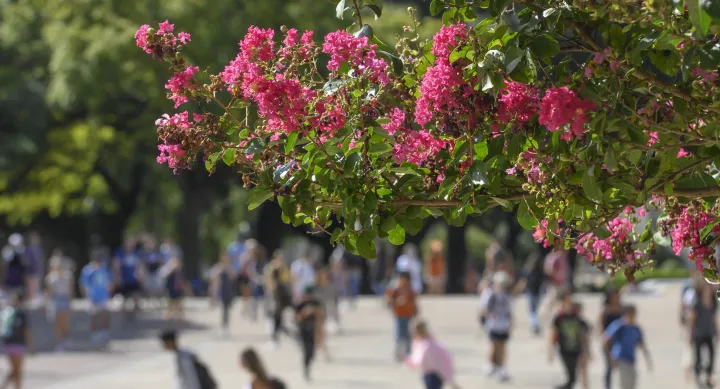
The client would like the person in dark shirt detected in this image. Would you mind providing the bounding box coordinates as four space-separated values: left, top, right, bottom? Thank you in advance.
3 234 27 295
516 252 545 336
270 267 294 347
549 290 589 389
1 291 33 389
295 286 321 381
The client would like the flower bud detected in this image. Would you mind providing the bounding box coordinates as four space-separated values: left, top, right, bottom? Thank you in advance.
280 25 288 33
407 7 416 14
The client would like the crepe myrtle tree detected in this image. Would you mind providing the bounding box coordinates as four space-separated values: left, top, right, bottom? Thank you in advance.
136 0 720 282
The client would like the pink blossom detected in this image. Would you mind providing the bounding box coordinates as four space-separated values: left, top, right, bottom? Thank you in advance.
158 20 174 34
135 24 151 53
283 28 298 47
165 66 199 108
322 30 389 85
497 81 540 126
301 31 314 45
155 111 192 130
584 67 593 78
533 220 550 247
392 130 452 166
648 131 659 146
593 48 612 64
178 32 192 44
157 143 185 168
381 108 406 135
192 113 205 123
431 23 469 58
577 217 640 263
505 167 517 175
678 148 690 158
538 87 596 140
311 97 347 134
692 67 719 83
669 208 720 270
637 206 646 218
414 60 464 127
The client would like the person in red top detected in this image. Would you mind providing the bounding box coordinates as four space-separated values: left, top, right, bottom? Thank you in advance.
386 272 418 361
424 241 447 295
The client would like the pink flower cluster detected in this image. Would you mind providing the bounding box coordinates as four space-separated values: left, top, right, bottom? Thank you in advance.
165 66 199 108
381 108 407 135
322 31 390 85
154 111 204 171
135 20 191 58
392 130 452 166
311 97 347 134
692 67 719 83
538 87 596 141
533 219 562 248
431 23 469 58
497 81 540 126
415 24 474 129
669 208 720 271
577 217 641 264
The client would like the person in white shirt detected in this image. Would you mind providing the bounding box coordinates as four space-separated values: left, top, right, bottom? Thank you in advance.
290 253 317 302
478 271 513 382
395 244 423 294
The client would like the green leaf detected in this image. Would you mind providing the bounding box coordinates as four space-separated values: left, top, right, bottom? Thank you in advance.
323 79 347 94
285 132 299 155
701 219 720 240
357 232 377 258
481 73 494 91
430 0 443 16
653 231 671 247
517 200 538 230
222 148 235 165
470 161 488 185
504 45 524 74
491 196 511 209
244 138 265 155
529 34 560 59
442 8 457 24
344 151 362 174
582 166 603 202
336 0 347 19
604 148 617 172
593 226 611 240
703 0 720 18
380 216 396 233
354 24 374 39
388 223 406 245
205 151 221 171
474 141 488 161
247 186 274 210
704 268 720 283
688 0 712 38
361 0 383 19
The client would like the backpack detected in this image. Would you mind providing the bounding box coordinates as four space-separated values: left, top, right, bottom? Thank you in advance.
191 354 217 389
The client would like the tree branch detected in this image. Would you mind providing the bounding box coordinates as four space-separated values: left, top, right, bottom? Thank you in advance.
351 0 363 26
311 192 528 209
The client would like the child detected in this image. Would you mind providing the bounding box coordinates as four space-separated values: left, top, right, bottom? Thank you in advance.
548 290 588 389
80 250 112 347
0 292 34 389
478 271 513 382
385 272 418 362
604 304 653 389
45 254 74 351
405 319 456 389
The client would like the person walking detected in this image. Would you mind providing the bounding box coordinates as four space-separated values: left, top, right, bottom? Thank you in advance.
112 237 144 321
540 248 569 326
396 245 423 295
478 271 513 382
80 250 113 347
24 233 45 307
385 272 419 362
211 254 237 337
0 291 33 389
294 285 321 381
159 329 216 389
344 251 364 311
405 319 456 389
314 267 336 359
424 240 447 295
162 257 191 325
597 289 624 389
687 282 717 388
239 347 287 389
548 290 589 389
44 253 74 351
574 302 592 389
268 267 293 348
2 234 28 296
290 252 316 303
603 305 653 389
515 252 545 335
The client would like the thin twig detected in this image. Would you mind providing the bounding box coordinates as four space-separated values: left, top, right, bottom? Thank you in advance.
351 0 363 26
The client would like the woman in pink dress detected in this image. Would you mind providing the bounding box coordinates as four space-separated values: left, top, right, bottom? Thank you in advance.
405 319 457 389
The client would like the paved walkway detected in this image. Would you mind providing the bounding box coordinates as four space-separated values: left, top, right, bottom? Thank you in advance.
32 284 689 389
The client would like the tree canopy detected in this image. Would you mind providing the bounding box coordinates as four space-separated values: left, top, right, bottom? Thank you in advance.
140 0 720 280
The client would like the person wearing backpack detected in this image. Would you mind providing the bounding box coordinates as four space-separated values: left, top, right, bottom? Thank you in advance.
1 291 33 389
240 347 287 389
603 305 653 389
159 329 216 389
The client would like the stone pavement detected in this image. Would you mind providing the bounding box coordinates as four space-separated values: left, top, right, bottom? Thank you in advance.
33 284 689 389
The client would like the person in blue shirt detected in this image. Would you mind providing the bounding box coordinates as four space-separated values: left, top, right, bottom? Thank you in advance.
112 238 145 321
603 304 653 389
80 250 112 346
